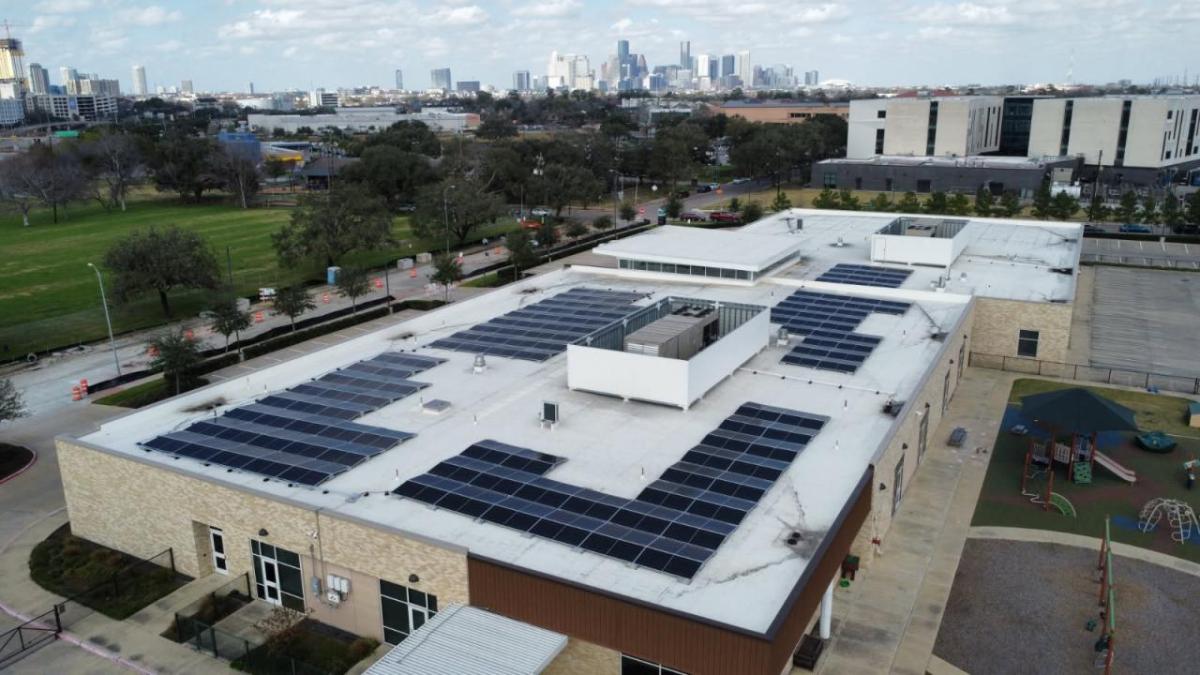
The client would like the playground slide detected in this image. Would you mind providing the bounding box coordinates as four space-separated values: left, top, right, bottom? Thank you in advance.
1094 451 1137 484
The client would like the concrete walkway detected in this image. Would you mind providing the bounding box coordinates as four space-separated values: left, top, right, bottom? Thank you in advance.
970 526 1200 578
813 368 1013 675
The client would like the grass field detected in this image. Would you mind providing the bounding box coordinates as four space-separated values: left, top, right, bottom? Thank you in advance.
972 378 1200 564
0 193 519 358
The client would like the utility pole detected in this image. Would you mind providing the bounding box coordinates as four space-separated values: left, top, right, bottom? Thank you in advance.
226 246 244 361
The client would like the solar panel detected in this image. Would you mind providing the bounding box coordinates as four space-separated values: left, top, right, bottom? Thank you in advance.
817 263 913 288
771 289 909 374
394 402 827 579
429 287 645 362
139 350 442 486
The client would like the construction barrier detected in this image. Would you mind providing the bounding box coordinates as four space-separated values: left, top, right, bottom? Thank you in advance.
322 293 330 304
373 277 384 289
71 385 82 401
254 311 264 323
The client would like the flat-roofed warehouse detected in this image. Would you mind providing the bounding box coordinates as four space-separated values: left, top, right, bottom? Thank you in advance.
57 210 1081 674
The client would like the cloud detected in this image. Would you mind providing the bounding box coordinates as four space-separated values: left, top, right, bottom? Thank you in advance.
421 5 488 26
29 14 77 33
911 2 1018 26
119 5 184 27
512 0 582 18
37 0 93 12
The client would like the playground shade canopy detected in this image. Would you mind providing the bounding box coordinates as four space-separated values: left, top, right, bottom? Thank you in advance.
1019 388 1138 435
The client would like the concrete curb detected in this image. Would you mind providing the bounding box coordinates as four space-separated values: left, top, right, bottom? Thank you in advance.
0 446 37 486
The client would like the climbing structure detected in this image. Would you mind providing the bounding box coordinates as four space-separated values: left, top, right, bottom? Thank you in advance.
1137 498 1199 543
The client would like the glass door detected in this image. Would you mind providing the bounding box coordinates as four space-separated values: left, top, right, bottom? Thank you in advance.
209 527 228 574
258 555 282 606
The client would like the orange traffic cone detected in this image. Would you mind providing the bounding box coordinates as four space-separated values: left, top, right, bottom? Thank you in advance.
322 293 330 304
373 277 384 289
79 378 89 394
409 268 417 278
71 385 82 401
255 311 264 323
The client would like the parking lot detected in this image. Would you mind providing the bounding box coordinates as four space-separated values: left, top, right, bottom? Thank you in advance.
1082 238 1200 269
1090 266 1200 377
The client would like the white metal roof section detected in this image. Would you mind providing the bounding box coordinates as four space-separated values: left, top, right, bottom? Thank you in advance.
593 225 803 273
363 604 566 675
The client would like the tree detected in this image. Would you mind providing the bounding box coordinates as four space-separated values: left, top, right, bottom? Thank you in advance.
208 297 252 353
923 191 949 215
214 150 260 209
895 192 922 213
565 219 589 238
593 215 614 230
1139 195 1159 226
0 156 37 227
429 253 463 301
537 221 559 247
811 188 838 209
997 192 1022 218
81 131 142 211
1185 190 1200 228
741 201 764 223
946 193 972 216
150 328 203 395
264 156 289 183
0 379 26 423
1114 191 1140 223
104 226 220 317
338 146 437 212
476 114 518 139
1161 193 1183 230
273 183 394 268
619 202 636 222
973 187 994 217
1031 180 1053 219
412 177 504 247
837 190 861 211
727 197 741 213
1086 194 1109 222
506 228 539 276
661 194 682 219
770 191 793 212
335 267 371 313
271 285 316 332
1050 192 1080 220
867 193 892 212
148 132 222 201
0 145 86 224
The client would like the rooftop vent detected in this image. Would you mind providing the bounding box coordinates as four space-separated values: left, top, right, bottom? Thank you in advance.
830 237 848 248
540 401 559 428
776 326 790 347
883 399 905 416
472 354 487 374
423 399 452 415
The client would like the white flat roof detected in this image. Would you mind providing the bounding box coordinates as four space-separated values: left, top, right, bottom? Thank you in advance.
79 264 970 634
593 225 803 272
364 604 566 675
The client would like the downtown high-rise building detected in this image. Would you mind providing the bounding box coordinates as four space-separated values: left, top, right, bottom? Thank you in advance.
679 41 691 69
395 69 403 90
737 51 751 88
804 70 820 86
59 66 78 92
513 70 530 91
431 67 452 90
721 54 736 78
0 37 24 85
28 62 50 94
181 79 194 94
132 64 147 96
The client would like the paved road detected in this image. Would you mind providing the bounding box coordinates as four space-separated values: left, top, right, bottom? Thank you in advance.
1082 238 1200 269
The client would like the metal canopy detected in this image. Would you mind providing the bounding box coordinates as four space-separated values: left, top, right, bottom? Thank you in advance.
1020 387 1138 435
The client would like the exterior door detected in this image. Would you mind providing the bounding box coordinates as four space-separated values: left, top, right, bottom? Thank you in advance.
258 555 282 606
209 527 228 574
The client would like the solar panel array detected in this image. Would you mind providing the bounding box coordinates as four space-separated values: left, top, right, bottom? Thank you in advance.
429 287 644 361
139 352 443 486
817 263 912 288
772 290 909 373
395 402 827 579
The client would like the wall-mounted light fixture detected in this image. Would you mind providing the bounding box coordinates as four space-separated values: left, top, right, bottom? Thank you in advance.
878 483 887 492
408 574 420 584
258 528 269 537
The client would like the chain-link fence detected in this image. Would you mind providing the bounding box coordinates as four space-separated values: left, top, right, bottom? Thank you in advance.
969 352 1200 395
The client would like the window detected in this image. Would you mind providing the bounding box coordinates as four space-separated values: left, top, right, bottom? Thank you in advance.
892 456 905 515
874 128 885 154
925 101 939 156
885 178 893 192
209 527 227 574
1017 329 1039 358
957 340 965 383
918 403 930 462
621 654 688 675
250 540 304 612
380 579 438 644
877 109 887 119
941 370 951 414
916 179 932 194
823 172 837 188
855 177 863 190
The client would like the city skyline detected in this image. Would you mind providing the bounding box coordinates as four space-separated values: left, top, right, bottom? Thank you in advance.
15 1 1200 94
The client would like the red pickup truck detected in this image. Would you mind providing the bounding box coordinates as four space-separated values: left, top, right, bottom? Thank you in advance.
709 211 741 223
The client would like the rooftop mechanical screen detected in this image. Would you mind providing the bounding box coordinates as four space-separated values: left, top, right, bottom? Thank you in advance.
395 402 827 579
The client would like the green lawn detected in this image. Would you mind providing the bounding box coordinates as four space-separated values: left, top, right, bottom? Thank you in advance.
0 194 519 358
973 379 1200 564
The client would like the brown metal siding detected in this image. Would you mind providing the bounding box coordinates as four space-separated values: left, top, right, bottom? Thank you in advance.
467 469 873 675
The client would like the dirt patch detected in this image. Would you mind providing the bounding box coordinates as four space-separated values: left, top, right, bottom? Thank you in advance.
934 538 1200 674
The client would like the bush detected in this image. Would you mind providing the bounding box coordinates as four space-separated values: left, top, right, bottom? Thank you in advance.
564 220 589 238
591 215 613 231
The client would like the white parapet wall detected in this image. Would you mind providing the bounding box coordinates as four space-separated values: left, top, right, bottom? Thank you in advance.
566 309 769 409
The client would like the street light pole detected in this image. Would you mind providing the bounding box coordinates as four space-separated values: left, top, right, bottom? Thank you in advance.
442 184 456 255
87 263 121 377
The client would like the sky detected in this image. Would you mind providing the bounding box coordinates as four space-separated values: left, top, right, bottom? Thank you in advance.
13 0 1200 93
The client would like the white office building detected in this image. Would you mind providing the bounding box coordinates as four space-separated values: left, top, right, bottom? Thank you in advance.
1027 95 1200 170
847 97 1004 159
132 65 147 96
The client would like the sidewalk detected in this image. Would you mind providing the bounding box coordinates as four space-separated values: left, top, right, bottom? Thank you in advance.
0 511 233 674
813 368 1015 675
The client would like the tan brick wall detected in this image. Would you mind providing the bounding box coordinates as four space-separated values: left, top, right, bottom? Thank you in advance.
851 302 973 558
971 297 1073 363
57 440 468 642
543 637 622 675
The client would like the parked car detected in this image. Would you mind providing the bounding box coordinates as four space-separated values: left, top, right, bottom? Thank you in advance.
695 184 713 193
1118 223 1152 233
531 207 552 217
1082 224 1105 234
395 204 417 213
710 211 741 223
679 210 708 222
730 177 751 184
673 189 690 198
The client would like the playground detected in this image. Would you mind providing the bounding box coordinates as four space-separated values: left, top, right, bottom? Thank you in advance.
934 537 1200 675
971 379 1200 564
